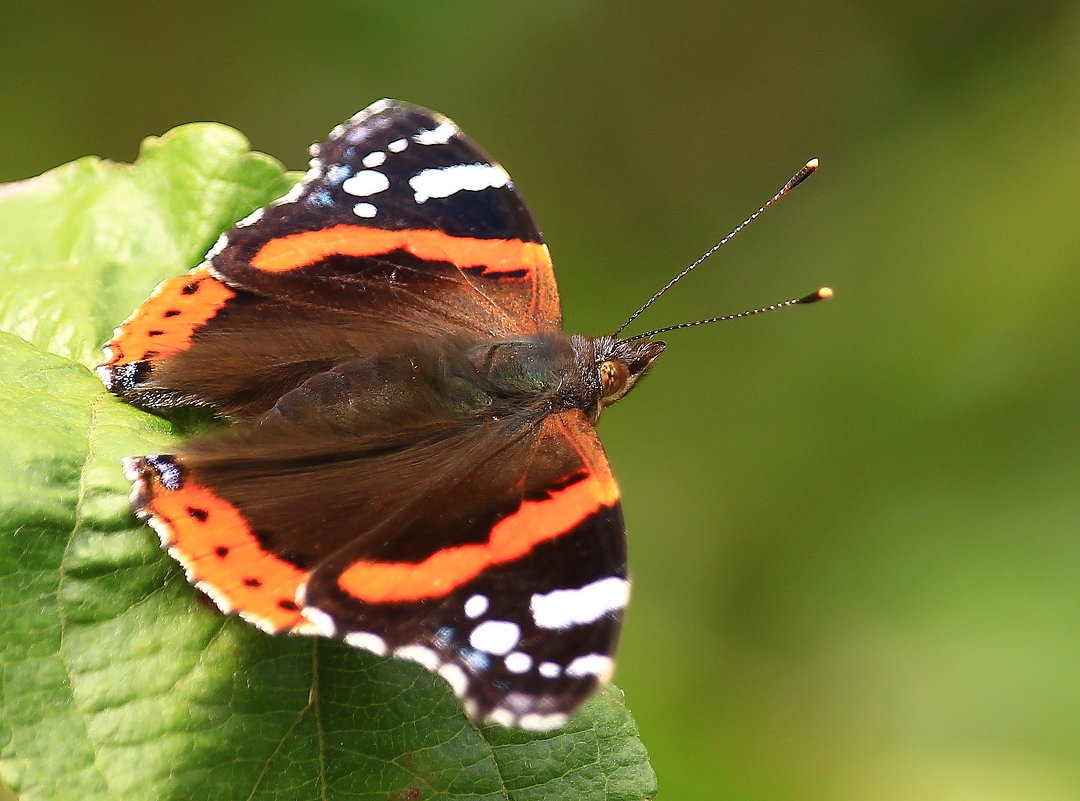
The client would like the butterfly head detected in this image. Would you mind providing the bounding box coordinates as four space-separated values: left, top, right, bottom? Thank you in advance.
589 335 666 409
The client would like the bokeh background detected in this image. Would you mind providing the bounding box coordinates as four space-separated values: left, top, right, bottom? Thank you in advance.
4 2 1079 799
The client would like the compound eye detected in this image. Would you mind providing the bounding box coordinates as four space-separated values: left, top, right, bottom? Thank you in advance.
599 360 629 400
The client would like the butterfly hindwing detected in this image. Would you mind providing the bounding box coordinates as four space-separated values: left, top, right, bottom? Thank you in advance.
123 452 314 634
126 356 626 728
300 408 628 729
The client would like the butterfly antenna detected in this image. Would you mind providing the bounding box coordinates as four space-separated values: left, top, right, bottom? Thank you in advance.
612 158 819 339
621 286 832 344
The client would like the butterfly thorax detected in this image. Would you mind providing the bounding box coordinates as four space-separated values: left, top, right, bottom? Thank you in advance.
454 333 664 425
440 334 584 423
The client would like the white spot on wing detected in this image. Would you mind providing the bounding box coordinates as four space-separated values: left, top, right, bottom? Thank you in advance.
487 707 516 727
469 620 520 656
345 631 389 656
342 170 390 197
274 180 307 205
413 121 457 145
504 651 532 674
409 163 509 204
538 661 561 679
352 202 377 218
565 653 614 680
387 138 408 153
394 644 440 670
519 712 569 731
302 606 337 636
235 207 264 228
530 576 630 630
438 663 469 697
350 98 393 123
289 619 323 637
361 151 386 168
205 233 229 260
464 594 489 619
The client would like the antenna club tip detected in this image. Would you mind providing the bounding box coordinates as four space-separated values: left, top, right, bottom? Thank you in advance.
798 286 833 304
788 159 820 189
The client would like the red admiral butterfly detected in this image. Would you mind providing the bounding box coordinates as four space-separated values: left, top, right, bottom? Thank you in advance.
99 99 826 730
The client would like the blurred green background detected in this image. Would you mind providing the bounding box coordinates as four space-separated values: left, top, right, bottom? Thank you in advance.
4 1 1079 799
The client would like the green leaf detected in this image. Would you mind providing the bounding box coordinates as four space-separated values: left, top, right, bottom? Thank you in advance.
0 124 656 801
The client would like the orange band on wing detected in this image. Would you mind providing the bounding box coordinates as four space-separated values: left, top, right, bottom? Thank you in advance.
145 479 309 632
250 224 551 278
101 266 236 366
336 473 619 604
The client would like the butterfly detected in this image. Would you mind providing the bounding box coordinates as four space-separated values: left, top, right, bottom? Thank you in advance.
99 99 825 730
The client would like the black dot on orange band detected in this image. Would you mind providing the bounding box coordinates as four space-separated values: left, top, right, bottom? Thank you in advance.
148 330 164 337
243 577 262 588
182 282 199 294
214 546 229 558
186 507 209 521
163 309 181 317
278 599 299 611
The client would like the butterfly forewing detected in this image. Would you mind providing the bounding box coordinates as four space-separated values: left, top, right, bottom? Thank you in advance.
213 100 562 333
100 100 563 416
